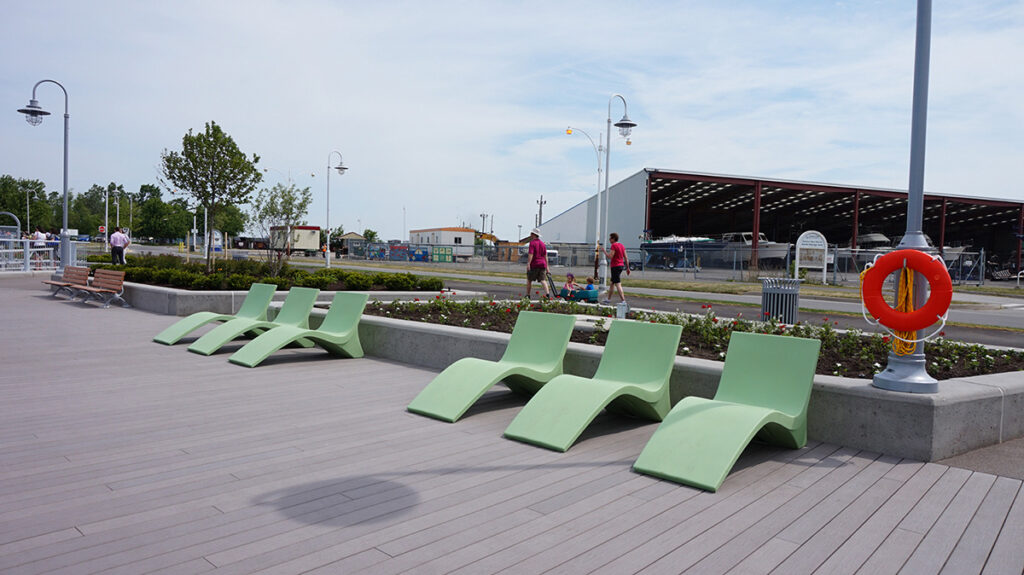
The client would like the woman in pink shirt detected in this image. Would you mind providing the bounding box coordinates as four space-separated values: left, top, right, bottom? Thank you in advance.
602 232 630 303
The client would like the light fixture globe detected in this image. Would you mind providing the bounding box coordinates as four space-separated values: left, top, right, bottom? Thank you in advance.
18 99 50 126
614 113 636 138
333 163 347 175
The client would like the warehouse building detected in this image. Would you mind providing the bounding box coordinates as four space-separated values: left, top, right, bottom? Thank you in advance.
537 169 1024 268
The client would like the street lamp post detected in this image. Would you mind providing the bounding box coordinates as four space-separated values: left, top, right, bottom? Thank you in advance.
873 0 937 394
25 188 30 235
566 126 603 283
325 151 347 268
18 79 70 270
600 94 637 290
104 189 109 253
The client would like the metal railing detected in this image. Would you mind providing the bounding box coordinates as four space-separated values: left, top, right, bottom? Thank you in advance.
0 239 79 272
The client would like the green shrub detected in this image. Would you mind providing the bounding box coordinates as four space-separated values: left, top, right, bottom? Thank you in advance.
345 272 373 291
296 274 332 289
416 276 444 291
259 276 291 290
370 273 390 287
125 267 153 283
169 270 198 288
384 273 416 291
227 274 258 290
323 268 348 283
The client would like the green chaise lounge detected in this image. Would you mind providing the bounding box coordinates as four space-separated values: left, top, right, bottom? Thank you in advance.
227 291 368 367
187 287 320 356
632 332 821 492
153 283 277 345
503 320 683 452
406 310 577 423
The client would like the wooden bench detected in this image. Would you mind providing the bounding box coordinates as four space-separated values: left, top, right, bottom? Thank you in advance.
41 266 91 299
78 269 130 308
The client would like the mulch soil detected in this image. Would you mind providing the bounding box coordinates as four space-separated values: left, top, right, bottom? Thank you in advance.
363 301 1024 380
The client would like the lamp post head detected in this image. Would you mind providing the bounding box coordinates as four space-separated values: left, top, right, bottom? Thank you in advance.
614 114 636 138
333 163 347 175
566 127 573 135
18 99 50 126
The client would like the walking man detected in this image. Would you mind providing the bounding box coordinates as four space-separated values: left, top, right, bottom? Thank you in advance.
110 227 130 265
602 232 630 303
525 228 551 299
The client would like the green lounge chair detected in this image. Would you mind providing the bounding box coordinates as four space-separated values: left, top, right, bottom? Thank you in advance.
187 287 320 356
503 320 683 452
632 332 821 492
153 283 277 345
406 310 577 423
227 292 369 367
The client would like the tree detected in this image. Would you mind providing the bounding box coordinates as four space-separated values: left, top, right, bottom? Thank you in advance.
160 121 262 272
249 183 313 276
215 203 248 238
320 225 345 247
362 228 380 243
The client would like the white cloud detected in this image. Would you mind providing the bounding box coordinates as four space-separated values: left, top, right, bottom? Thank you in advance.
2 0 1022 241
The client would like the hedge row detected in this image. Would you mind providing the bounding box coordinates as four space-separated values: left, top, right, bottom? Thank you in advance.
85 255 444 292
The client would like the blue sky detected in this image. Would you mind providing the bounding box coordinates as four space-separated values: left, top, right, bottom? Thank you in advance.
2 1 1022 241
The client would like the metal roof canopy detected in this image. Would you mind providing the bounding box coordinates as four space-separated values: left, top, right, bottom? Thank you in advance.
644 169 1024 267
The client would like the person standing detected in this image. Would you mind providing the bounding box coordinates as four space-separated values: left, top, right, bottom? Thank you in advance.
602 232 630 303
525 228 551 299
109 227 130 265
31 226 47 268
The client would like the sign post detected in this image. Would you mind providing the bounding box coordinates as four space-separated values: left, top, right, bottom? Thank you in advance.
794 230 828 284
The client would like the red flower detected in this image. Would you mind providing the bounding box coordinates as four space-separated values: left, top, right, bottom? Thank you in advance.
490 301 497 306
414 298 420 302
939 331 946 337
436 295 441 299
834 321 839 326
779 324 786 329
712 318 719 323
763 311 770 317
732 321 737 326
506 308 511 313
882 336 890 342
823 317 829 322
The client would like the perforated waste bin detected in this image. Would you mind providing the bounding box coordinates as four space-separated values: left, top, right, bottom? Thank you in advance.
760 278 801 324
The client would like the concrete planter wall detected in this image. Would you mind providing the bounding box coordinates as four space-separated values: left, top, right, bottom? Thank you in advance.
128 281 1023 462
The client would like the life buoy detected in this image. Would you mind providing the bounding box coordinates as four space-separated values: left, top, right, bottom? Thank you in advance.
861 249 953 332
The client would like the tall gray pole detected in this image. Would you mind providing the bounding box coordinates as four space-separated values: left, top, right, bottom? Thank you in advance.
873 0 937 393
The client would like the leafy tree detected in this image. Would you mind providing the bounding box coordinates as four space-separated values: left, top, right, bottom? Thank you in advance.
216 203 248 238
0 176 48 233
159 121 262 271
138 184 162 203
249 183 313 275
136 196 192 242
320 225 345 247
362 228 380 243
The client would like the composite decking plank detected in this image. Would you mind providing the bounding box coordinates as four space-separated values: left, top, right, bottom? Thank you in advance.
1 276 1022 575
854 466 973 575
899 472 998 574
810 461 943 575
981 478 1024 575
669 447 873 575
581 443 850 575
942 476 1022 574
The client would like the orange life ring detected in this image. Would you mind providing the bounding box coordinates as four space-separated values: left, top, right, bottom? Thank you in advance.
861 249 953 332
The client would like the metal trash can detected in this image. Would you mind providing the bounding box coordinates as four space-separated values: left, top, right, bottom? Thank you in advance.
760 278 801 324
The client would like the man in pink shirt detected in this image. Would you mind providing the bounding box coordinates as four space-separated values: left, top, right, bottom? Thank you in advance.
602 232 630 303
525 228 551 299
109 227 131 265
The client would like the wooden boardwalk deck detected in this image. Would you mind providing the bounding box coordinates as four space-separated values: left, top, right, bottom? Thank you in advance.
2 276 1023 574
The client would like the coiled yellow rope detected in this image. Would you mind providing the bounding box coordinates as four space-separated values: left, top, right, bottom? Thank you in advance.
860 264 917 355
892 267 917 355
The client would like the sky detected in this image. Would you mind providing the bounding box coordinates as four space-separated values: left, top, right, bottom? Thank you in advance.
2 0 1023 242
